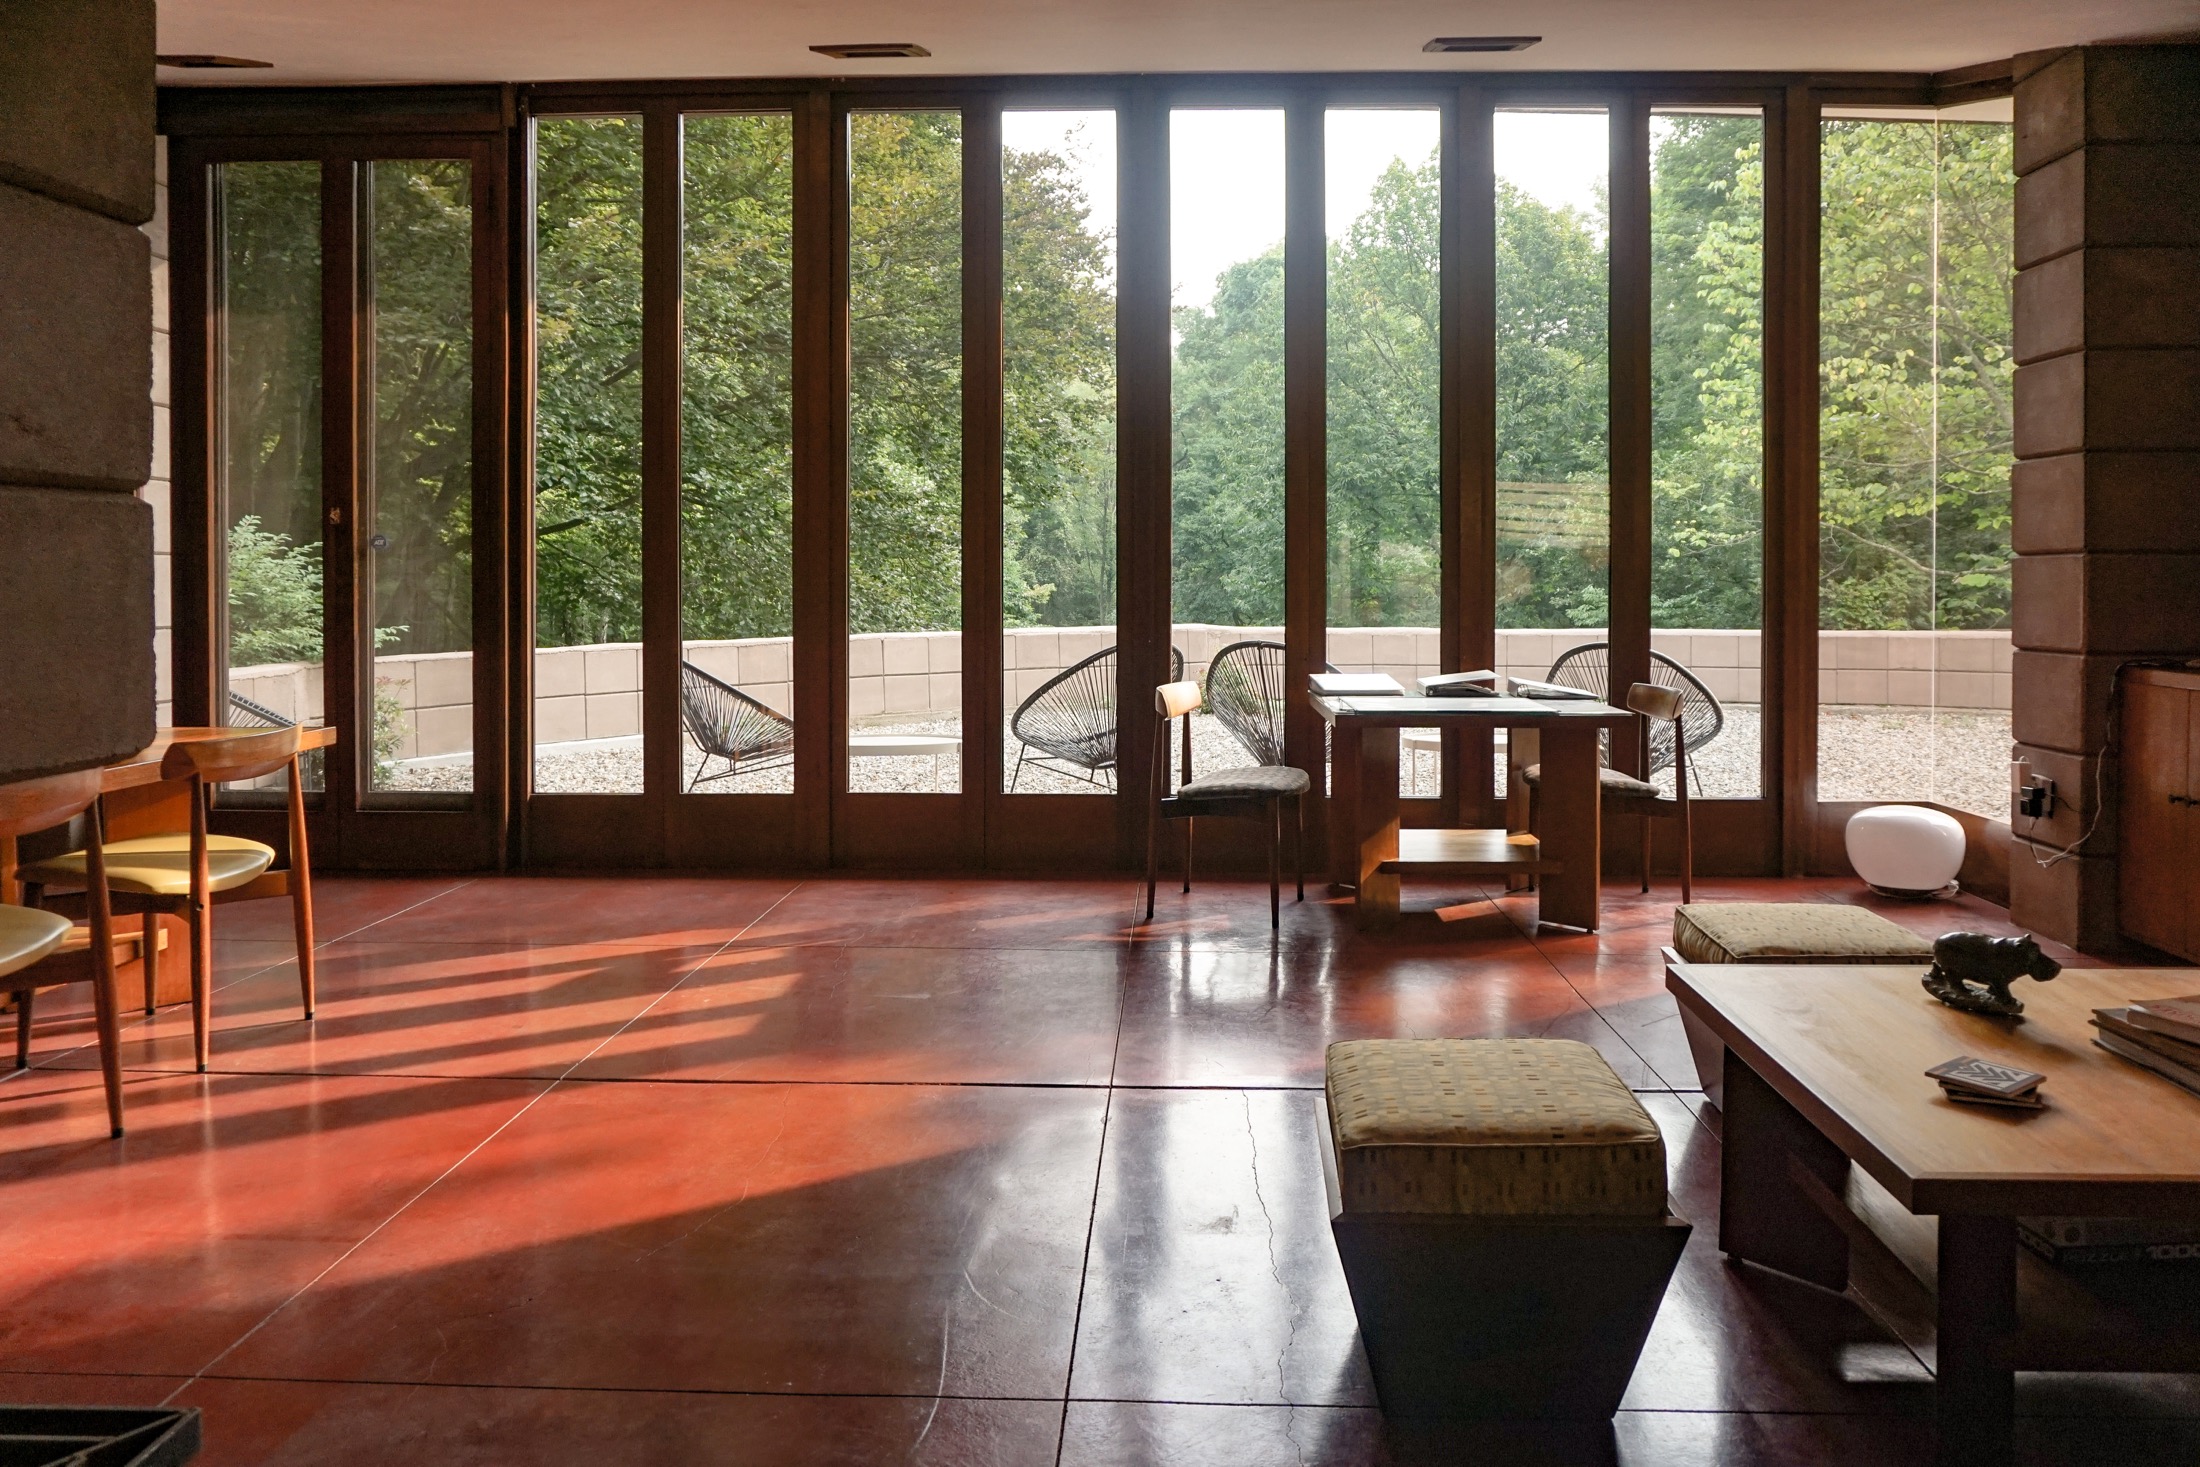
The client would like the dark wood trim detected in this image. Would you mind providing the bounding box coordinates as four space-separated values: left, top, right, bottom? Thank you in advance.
1766 85 1822 875
637 103 684 863
169 141 216 731
964 101 1007 844
160 86 509 138
1607 95 1654 779
790 87 835 866
1114 82 1170 867
320 158 362 844
1452 88 1499 827
505 109 537 865
1929 57 2016 105
465 134 514 868
1283 96 1327 833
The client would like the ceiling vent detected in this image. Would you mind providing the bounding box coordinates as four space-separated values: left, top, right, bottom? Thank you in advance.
1422 36 1541 53
157 54 274 68
809 42 932 59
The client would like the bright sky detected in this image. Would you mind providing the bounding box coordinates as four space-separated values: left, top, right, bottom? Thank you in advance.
1004 107 1613 313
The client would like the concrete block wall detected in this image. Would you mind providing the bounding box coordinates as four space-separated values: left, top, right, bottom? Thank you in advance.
147 138 170 727
2009 44 2200 952
0 1 158 781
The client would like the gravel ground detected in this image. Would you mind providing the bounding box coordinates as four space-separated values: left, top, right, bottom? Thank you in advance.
388 702 2010 818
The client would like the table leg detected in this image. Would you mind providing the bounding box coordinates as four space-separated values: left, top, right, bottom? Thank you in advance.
1352 726 1401 929
1935 1214 2016 1467
1327 718 1360 892
1533 722 1603 931
1718 1052 1851 1292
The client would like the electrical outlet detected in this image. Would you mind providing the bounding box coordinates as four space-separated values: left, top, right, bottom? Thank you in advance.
2018 777 2055 820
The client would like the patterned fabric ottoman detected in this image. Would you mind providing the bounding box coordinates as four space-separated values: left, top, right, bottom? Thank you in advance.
1665 903 1933 1106
1320 1038 1690 1420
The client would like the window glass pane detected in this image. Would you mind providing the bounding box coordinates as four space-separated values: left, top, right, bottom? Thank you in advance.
533 116 643 794
1323 107 1442 798
1494 107 1610 796
1171 109 1285 777
1818 116 2015 818
1651 109 1764 800
683 113 796 795
848 112 962 793
218 161 325 792
364 158 474 795
1002 110 1118 794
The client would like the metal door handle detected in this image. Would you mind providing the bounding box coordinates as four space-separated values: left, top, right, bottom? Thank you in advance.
368 533 391 551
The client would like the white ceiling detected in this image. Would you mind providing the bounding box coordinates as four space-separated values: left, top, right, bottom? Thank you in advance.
157 0 2199 86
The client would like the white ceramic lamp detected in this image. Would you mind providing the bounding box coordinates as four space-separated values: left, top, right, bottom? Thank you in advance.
1844 804 1966 899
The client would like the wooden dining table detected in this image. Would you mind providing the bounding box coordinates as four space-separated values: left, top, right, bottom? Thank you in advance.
1 725 339 898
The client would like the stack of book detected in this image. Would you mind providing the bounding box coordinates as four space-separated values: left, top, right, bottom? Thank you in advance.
2092 997 2200 1096
2019 1215 2200 1266
1924 1055 2047 1110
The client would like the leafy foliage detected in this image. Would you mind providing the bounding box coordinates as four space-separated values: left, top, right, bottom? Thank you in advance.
227 516 324 664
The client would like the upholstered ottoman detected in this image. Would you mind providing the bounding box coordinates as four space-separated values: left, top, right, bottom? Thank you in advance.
1664 903 1933 1105
1321 1038 1690 1420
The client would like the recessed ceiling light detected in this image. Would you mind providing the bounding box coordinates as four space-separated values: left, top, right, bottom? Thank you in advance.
1422 36 1542 53
157 54 274 68
809 41 931 59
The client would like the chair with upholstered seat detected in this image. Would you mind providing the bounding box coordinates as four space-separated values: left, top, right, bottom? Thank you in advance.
19 726 317 1073
1144 681 1311 929
1 768 126 1135
1521 683 1696 901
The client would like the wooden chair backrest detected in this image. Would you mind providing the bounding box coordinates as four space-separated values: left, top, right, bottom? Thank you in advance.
1626 682 1683 723
1154 681 1203 719
0 768 102 842
160 725 305 785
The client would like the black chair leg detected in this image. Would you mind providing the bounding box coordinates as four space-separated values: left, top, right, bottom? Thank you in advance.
1182 816 1194 895
142 910 159 1014
1294 793 1305 902
14 988 32 1071
1269 798 1282 930
1640 812 1652 894
1145 813 1160 920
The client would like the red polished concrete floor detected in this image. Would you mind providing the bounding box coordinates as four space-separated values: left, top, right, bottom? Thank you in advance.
3 873 2196 1465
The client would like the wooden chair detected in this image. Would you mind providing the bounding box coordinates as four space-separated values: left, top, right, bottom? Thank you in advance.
1144 681 1311 930
1521 682 1695 902
19 726 317 1073
0 768 126 1136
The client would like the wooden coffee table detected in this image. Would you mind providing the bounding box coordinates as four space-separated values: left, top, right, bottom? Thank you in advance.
1668 962 2200 1467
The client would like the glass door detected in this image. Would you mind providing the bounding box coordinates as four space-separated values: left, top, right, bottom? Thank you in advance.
203 140 505 868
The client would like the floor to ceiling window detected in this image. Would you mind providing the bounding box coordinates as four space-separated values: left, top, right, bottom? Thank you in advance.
217 160 326 791
1650 107 1766 799
681 112 797 796
1817 108 2015 819
362 158 476 797
531 115 644 794
1493 107 1611 790
1000 109 1120 795
847 110 964 794
1170 108 1287 778
1323 106 1443 798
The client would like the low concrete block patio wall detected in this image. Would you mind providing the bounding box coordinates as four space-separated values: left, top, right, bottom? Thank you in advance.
228 626 2012 761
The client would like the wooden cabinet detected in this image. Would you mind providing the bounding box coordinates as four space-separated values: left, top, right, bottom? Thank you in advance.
2121 668 2200 961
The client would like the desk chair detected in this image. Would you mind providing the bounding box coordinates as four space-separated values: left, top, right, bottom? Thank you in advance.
0 768 125 1136
21 726 317 1073
1144 681 1311 930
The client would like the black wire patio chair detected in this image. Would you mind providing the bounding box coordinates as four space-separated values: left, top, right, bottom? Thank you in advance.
681 660 795 791
227 689 325 786
1203 640 1337 768
1543 642 1725 792
1008 644 1185 792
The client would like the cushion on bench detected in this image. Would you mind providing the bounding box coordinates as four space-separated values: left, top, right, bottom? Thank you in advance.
1671 902 1932 967
1324 1038 1666 1218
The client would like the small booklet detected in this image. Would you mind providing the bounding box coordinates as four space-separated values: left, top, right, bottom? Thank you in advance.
1309 672 1405 697
2125 997 2200 1047
1505 676 1599 701
1416 670 1502 696
1925 1055 2046 1100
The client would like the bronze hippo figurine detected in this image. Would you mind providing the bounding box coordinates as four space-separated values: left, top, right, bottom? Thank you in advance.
1921 931 2062 1018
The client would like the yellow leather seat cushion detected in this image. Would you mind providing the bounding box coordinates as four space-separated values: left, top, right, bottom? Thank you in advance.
1325 1038 1667 1218
1672 902 1932 966
21 835 275 898
0 905 73 982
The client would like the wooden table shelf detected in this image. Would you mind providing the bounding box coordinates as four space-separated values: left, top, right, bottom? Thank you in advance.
1377 827 1559 878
